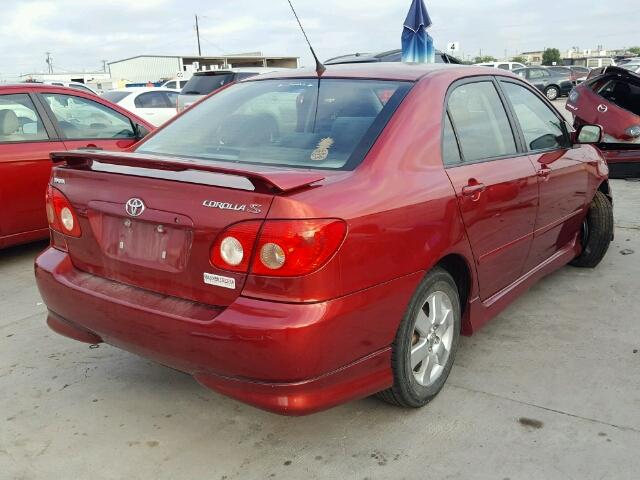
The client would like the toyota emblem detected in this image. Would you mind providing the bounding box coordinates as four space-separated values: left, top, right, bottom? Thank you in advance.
125 198 145 217
597 104 608 113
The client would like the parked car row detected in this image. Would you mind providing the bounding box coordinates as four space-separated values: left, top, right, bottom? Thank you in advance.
512 66 574 100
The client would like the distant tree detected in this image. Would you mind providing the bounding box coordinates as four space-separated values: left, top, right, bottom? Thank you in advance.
474 55 497 64
511 55 527 64
542 48 562 66
629 46 640 55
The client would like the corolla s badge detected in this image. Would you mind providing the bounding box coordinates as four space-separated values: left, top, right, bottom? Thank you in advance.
202 200 262 214
125 198 146 217
597 104 608 113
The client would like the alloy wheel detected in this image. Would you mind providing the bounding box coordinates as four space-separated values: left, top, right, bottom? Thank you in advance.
410 291 455 387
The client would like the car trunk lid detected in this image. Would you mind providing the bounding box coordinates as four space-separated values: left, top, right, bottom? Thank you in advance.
51 150 324 307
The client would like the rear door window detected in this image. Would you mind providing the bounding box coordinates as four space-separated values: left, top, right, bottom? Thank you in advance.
595 77 640 116
42 93 136 139
447 81 517 162
501 81 567 151
181 74 234 95
134 91 175 109
528 69 548 79
0 93 49 143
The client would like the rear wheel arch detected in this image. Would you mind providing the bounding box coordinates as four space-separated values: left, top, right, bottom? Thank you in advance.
597 180 613 204
435 254 472 322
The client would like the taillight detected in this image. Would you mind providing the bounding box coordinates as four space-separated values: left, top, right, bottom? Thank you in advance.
46 185 81 237
626 125 640 138
210 221 261 273
211 219 347 277
252 220 346 276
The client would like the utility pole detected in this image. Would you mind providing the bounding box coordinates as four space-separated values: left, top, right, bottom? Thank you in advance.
195 14 202 56
101 60 108 72
45 52 53 73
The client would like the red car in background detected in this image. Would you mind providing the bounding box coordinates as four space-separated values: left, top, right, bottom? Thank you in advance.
567 66 640 177
35 65 613 415
0 84 153 249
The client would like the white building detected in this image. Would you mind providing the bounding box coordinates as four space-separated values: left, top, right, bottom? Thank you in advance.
108 53 299 86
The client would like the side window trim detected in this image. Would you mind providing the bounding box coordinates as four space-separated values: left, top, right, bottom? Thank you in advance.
30 93 62 140
442 110 463 166
442 76 526 168
495 78 571 152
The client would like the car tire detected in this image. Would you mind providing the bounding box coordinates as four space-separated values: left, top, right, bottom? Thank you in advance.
545 85 560 101
570 191 613 268
377 267 461 408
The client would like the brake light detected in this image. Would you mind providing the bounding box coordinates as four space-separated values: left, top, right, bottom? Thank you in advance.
46 185 81 237
211 219 347 277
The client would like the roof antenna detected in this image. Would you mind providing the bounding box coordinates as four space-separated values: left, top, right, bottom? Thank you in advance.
286 0 326 76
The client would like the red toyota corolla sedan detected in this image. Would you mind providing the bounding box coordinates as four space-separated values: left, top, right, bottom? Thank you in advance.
35 64 613 415
0 84 153 249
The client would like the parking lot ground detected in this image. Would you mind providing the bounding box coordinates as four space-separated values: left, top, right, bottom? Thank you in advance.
552 98 570 121
1 180 639 480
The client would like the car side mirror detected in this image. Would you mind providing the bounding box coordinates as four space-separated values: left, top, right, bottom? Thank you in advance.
576 125 603 144
134 123 150 140
529 133 560 151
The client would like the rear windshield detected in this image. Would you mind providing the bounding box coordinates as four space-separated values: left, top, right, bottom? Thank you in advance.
590 74 640 116
137 78 411 170
181 73 235 95
101 91 131 104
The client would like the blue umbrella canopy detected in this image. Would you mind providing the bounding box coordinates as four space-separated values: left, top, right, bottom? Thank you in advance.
401 0 435 63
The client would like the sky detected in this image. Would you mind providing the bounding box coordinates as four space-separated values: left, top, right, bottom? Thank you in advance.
0 0 637 76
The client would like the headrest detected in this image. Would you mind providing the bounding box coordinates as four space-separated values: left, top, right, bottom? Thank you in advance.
0 109 19 135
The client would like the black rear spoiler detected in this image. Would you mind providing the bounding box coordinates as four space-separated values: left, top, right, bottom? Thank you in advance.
51 150 325 193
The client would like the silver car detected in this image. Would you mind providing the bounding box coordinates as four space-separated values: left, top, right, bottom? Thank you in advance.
177 71 259 112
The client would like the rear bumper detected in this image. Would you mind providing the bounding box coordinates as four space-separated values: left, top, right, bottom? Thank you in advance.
560 83 574 96
35 247 421 415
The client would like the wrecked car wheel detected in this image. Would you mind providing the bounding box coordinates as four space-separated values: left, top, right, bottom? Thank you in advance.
378 267 461 408
571 191 614 268
545 86 560 101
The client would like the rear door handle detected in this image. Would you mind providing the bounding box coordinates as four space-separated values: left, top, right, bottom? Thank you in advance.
462 183 486 197
537 167 551 179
